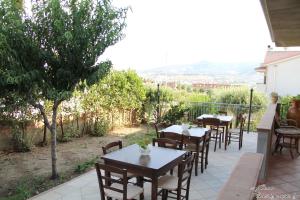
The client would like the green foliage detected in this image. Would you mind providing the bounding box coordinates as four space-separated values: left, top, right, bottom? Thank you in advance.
162 102 188 124
124 129 156 146
213 87 267 112
0 174 71 200
0 0 127 177
0 0 127 102
74 157 98 173
11 123 33 152
91 118 109 137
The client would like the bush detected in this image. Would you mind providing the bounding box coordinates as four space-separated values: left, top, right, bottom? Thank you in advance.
162 102 188 124
213 87 267 113
90 118 109 137
11 123 32 152
74 157 98 173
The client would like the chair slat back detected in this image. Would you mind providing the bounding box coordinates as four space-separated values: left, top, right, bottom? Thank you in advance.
218 111 228 116
95 163 128 200
178 152 195 188
102 140 122 155
202 117 221 129
154 122 168 138
152 138 180 149
160 131 183 149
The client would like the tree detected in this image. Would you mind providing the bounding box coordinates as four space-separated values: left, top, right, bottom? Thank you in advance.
82 70 146 126
0 0 127 178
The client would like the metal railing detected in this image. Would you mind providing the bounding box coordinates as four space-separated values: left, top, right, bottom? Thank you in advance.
186 102 264 130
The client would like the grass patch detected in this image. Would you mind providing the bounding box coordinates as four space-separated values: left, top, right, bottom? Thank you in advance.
74 157 98 173
123 128 156 146
2 157 99 200
0 175 71 200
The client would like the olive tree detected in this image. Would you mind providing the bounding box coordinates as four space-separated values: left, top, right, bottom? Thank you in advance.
0 0 127 178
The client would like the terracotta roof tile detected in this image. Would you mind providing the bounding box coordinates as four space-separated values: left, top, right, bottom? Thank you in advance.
263 51 300 65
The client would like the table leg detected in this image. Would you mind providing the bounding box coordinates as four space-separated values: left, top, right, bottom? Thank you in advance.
273 134 281 155
290 138 294 159
151 177 158 200
225 125 228 150
136 176 144 200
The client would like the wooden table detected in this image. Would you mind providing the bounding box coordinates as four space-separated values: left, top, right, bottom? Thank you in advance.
160 125 208 175
274 127 300 159
101 144 186 200
197 114 233 150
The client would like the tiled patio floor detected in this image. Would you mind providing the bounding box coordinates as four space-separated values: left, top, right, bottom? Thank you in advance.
29 133 258 200
266 149 300 199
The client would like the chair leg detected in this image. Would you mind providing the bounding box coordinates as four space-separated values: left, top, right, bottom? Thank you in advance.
201 154 204 173
214 136 217 152
195 154 199 176
205 144 209 168
219 133 222 149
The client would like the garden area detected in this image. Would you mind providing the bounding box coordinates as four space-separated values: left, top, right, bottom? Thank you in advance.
0 0 269 199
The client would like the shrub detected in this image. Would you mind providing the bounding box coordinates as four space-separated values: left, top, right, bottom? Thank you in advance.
90 118 109 137
74 157 98 173
11 123 32 152
162 102 188 124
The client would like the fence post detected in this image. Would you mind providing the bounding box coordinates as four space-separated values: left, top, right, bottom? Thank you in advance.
247 88 253 133
157 83 160 123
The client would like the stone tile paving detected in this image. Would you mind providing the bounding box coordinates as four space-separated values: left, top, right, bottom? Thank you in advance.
266 149 300 199
29 132 258 200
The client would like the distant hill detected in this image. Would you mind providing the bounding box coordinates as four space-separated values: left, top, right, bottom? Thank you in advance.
138 61 259 76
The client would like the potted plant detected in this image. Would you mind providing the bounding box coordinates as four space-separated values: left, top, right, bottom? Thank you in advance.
287 97 300 127
270 92 279 104
138 138 151 156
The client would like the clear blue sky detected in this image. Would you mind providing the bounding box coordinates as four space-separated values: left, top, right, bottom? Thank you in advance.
101 0 274 70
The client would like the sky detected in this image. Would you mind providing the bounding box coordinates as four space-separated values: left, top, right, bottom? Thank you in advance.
101 0 274 70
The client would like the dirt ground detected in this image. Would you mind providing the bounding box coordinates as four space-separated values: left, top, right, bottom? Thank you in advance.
0 125 148 196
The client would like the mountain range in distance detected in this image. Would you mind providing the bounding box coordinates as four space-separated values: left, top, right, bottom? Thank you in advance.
138 61 259 76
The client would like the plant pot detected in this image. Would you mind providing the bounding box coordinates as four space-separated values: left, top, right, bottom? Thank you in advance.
287 99 300 128
139 146 151 156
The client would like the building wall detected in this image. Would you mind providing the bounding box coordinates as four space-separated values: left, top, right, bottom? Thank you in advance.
266 56 300 96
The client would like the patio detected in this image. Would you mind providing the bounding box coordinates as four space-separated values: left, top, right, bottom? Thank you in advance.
29 132 258 200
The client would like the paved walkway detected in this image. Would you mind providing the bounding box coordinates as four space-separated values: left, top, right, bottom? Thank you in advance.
29 133 258 200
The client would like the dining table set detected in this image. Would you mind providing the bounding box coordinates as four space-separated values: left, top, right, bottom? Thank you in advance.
97 113 235 200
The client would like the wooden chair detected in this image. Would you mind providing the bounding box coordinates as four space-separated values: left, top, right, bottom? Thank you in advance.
95 163 144 200
152 138 181 150
228 115 246 150
102 141 135 179
273 113 299 157
102 140 123 155
185 130 211 175
203 118 223 152
157 152 195 200
160 131 184 150
218 110 227 116
154 122 168 138
218 110 227 142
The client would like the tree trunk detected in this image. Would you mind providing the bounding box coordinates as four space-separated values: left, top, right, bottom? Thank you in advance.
50 103 59 179
42 123 47 145
34 100 60 179
60 113 64 140
76 115 79 130
49 125 58 179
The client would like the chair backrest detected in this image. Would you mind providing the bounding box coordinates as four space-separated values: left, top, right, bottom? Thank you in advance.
154 122 168 138
218 110 228 116
95 163 128 200
202 117 221 128
102 140 122 155
160 131 183 149
152 138 180 149
239 116 246 133
177 152 195 191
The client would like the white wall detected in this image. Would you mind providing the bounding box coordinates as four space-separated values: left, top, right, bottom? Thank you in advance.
266 56 300 96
